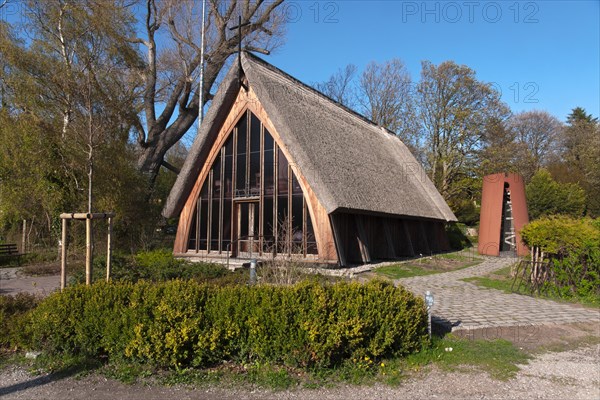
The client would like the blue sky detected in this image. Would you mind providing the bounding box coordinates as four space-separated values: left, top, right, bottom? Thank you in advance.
268 0 600 121
2 0 597 122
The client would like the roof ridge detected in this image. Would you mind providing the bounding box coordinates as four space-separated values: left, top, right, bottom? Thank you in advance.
242 52 399 139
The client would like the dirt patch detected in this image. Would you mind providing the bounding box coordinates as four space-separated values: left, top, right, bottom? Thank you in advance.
453 322 600 352
21 262 62 277
1 342 599 400
0 267 61 296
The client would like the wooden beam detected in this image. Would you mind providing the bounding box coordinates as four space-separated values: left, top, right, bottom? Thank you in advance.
401 220 416 257
419 221 431 255
60 218 67 291
207 171 213 253
106 217 112 282
355 215 371 264
85 217 92 286
383 219 397 259
329 214 347 267
60 212 115 220
173 86 338 264
219 148 225 253
259 123 264 255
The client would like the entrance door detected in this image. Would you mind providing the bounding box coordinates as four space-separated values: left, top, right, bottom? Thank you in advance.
235 201 259 258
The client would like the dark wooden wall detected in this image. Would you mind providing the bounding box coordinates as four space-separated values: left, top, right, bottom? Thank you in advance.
330 212 451 265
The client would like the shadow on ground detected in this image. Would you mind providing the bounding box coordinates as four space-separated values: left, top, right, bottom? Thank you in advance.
0 359 101 397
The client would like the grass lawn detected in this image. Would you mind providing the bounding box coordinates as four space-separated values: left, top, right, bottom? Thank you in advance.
2 334 531 390
374 249 482 280
463 266 600 309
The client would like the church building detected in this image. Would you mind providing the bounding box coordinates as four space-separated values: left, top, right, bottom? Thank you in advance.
162 53 457 266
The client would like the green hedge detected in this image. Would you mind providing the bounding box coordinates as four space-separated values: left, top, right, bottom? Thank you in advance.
0 293 41 348
24 280 427 369
521 216 599 302
70 249 242 285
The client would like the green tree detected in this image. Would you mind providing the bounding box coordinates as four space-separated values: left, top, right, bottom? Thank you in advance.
549 108 600 217
416 60 510 202
0 1 153 246
479 117 529 177
526 169 586 220
566 106 598 124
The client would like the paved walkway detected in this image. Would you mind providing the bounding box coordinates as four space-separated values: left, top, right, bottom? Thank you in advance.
0 267 60 296
396 256 600 331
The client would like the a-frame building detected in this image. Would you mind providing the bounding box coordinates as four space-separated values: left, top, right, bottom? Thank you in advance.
163 53 457 266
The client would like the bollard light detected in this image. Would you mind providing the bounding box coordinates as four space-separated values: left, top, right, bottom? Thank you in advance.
249 259 257 286
425 291 434 340
425 291 434 309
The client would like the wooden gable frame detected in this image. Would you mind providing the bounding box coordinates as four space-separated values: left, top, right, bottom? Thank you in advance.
173 86 337 263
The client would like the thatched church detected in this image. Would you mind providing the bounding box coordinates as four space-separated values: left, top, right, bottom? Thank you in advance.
162 52 456 266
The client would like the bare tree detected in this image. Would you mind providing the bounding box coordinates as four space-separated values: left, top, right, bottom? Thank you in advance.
358 59 416 145
508 110 563 181
130 0 286 185
314 64 357 108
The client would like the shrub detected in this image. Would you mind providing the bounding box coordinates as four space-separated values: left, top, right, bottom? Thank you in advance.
69 249 230 284
24 280 427 369
526 169 586 220
520 216 599 302
0 293 41 349
446 223 472 250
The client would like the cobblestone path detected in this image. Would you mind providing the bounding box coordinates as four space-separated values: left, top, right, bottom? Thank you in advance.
396 256 600 331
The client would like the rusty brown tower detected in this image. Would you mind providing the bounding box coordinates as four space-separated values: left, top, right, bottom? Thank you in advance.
478 173 529 257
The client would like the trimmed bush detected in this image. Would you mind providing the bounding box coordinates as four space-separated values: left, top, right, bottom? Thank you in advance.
0 293 41 349
70 249 235 284
25 280 427 369
521 216 599 302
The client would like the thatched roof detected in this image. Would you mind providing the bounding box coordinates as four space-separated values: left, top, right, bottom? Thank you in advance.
163 52 456 222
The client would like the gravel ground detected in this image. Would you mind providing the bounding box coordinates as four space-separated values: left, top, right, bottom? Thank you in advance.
1 344 598 400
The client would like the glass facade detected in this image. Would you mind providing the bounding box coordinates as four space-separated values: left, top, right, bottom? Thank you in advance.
187 110 318 256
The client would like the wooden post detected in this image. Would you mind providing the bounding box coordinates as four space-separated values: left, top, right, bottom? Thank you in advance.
86 217 92 285
21 219 26 253
106 217 112 282
61 218 67 291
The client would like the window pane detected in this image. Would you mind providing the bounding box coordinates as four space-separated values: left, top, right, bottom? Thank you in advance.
263 197 274 251
291 195 303 253
291 170 302 194
306 203 318 254
224 134 233 156
264 149 274 195
264 128 274 150
224 154 233 199
278 148 288 194
199 199 208 250
250 113 261 153
212 154 221 197
188 207 197 250
237 114 247 156
200 179 209 197
211 199 220 251
240 203 249 238
250 152 260 195
236 114 248 197
236 153 247 196
222 199 232 249
276 200 288 254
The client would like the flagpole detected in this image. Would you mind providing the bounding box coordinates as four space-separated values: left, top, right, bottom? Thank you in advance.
198 0 206 133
